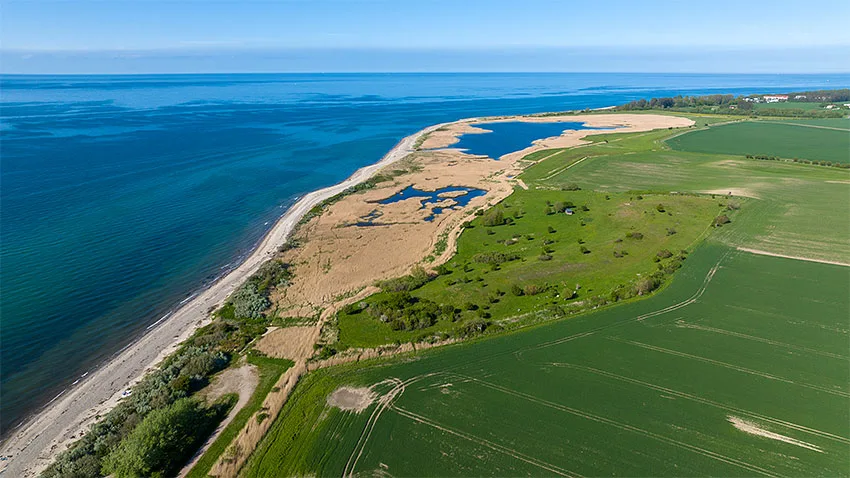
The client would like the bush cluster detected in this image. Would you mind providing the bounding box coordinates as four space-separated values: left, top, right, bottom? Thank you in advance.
376 266 434 292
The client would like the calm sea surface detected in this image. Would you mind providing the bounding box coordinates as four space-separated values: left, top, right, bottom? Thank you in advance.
2 73 848 434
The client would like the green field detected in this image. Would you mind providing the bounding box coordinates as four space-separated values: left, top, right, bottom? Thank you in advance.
244 243 850 477
338 189 723 349
666 121 850 163
525 127 850 263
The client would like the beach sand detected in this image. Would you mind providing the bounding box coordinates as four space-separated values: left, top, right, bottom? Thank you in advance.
0 112 693 477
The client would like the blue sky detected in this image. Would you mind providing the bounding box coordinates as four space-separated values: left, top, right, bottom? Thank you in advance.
2 0 849 73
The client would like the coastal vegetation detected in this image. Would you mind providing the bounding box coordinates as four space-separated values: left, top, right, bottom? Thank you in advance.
42 259 298 478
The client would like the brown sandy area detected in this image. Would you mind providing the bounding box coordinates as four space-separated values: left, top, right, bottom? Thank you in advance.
254 326 320 361
327 387 376 413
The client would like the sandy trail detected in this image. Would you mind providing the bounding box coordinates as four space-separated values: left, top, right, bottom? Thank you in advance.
0 120 449 478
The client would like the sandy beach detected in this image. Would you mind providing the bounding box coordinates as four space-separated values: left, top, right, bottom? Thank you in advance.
0 112 693 477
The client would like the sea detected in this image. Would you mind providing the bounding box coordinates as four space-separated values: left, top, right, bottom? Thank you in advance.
2 72 848 435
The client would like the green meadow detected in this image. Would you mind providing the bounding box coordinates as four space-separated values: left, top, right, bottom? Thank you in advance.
666 120 850 163
244 244 850 477
338 189 723 349
243 115 850 477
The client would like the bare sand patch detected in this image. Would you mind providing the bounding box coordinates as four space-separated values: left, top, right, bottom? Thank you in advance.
254 326 321 361
702 188 761 199
826 180 850 184
418 122 489 149
728 416 823 452
437 189 469 198
327 387 376 413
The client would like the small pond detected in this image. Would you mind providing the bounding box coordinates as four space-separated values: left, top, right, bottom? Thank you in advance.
452 121 599 159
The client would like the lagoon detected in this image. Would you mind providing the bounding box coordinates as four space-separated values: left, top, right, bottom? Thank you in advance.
452 121 595 159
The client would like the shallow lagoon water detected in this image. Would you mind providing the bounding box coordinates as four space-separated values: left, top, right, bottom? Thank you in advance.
377 185 486 222
453 121 596 159
2 72 848 434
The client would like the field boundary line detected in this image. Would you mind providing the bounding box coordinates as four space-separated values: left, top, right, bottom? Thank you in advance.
758 120 850 132
452 374 778 477
552 362 850 445
676 322 849 360
609 338 850 399
539 155 591 181
737 247 850 267
392 405 581 477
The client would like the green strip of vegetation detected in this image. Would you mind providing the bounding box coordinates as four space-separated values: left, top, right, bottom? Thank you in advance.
186 353 293 478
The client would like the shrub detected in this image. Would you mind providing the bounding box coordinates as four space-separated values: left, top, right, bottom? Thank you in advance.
101 398 225 478
633 277 661 296
376 266 434 292
547 226 556 233
666 227 677 236
481 208 506 227
562 183 581 191
538 254 553 261
472 251 519 265
657 249 673 259
656 203 666 213
713 214 731 227
510 284 524 296
625 232 644 240
523 284 545 296
579 246 590 254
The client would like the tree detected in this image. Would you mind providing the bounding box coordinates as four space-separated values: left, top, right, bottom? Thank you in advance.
101 398 219 478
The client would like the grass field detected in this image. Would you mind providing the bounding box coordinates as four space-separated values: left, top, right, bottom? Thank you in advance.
337 189 722 349
666 121 850 163
524 127 850 264
244 243 850 477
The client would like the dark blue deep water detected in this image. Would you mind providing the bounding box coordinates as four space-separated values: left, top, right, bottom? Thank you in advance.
2 72 848 434
453 121 595 159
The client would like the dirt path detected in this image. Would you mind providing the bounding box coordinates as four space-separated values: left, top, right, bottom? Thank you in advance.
178 364 260 477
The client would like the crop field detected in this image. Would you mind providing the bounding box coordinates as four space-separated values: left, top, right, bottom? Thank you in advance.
244 243 850 477
525 128 850 264
666 121 850 163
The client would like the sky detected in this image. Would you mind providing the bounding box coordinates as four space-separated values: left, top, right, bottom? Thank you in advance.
2 0 849 73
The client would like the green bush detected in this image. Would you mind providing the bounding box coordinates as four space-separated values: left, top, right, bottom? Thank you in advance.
101 398 228 478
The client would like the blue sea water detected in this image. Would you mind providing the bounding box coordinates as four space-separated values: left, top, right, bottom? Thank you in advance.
1 72 848 435
453 121 596 159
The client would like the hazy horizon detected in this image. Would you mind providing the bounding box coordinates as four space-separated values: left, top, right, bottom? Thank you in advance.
2 0 848 75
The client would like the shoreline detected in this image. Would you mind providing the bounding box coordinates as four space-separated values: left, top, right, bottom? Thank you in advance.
0 119 453 477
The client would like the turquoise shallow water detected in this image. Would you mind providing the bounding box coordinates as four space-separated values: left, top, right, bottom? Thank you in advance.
1 73 848 434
